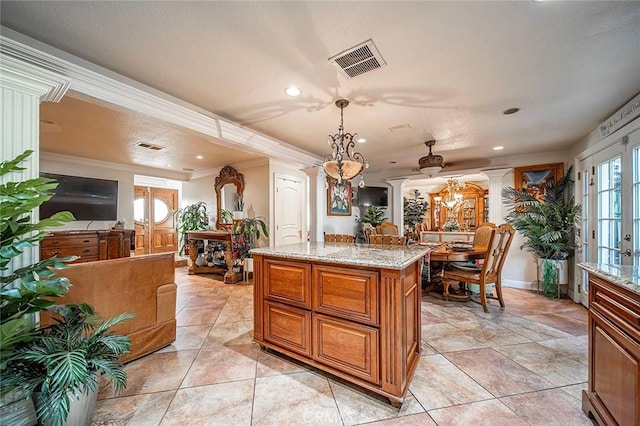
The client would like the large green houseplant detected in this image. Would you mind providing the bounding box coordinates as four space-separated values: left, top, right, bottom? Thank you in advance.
233 216 269 250
1 150 76 423
403 189 428 238
502 166 581 297
174 201 209 255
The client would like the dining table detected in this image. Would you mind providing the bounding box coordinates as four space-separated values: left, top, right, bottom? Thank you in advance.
419 241 489 299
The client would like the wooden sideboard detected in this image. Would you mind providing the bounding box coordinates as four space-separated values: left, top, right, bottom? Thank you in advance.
40 229 134 263
252 243 427 406
185 230 243 283
582 273 640 425
430 182 487 231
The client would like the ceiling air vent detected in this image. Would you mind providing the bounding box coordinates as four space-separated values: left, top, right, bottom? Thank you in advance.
135 141 166 151
329 39 386 79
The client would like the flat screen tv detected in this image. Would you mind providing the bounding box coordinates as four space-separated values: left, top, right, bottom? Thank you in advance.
357 186 388 207
39 173 118 221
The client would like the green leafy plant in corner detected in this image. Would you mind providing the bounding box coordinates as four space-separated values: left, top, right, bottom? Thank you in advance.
2 303 133 426
174 201 209 255
0 150 75 422
502 165 581 260
356 205 388 228
403 189 429 233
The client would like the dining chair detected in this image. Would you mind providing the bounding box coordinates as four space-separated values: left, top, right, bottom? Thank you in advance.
324 233 355 243
375 221 399 236
369 234 407 245
442 223 515 312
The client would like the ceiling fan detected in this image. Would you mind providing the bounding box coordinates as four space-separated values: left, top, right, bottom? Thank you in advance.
415 139 492 177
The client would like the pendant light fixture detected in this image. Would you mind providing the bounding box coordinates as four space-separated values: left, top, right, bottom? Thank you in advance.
323 99 367 183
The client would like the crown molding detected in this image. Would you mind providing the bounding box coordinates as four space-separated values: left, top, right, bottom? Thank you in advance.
40 152 190 181
190 157 269 180
1 27 323 168
0 50 70 102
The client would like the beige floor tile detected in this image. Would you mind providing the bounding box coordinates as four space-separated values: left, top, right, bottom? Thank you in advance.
538 335 589 365
491 315 572 341
329 379 424 425
160 380 254 425
363 412 437 426
428 399 528 426
255 349 309 377
253 371 342 425
495 342 587 386
443 348 554 397
175 307 222 326
100 350 198 398
204 319 254 346
157 324 211 352
500 388 593 425
92 391 175 425
216 303 254 323
560 382 588 400
422 323 487 353
181 344 258 387
449 319 533 347
409 354 493 410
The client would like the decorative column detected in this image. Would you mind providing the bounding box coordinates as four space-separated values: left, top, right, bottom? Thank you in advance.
386 178 408 235
0 49 71 270
481 168 511 225
302 166 323 242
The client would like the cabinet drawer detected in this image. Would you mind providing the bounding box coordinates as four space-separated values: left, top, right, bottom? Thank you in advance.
264 301 312 357
313 313 379 384
591 276 640 340
41 235 98 248
264 259 311 308
41 245 99 261
313 265 379 325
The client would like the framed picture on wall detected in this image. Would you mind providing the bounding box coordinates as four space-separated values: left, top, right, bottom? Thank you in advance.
514 163 564 201
327 177 352 216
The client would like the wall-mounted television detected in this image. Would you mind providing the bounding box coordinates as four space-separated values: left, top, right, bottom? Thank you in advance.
357 186 388 207
39 173 118 221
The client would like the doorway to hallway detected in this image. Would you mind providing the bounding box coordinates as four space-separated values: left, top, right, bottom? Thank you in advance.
133 186 179 255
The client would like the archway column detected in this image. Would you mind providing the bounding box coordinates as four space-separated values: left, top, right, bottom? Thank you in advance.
481 168 512 225
302 166 324 242
386 178 408 235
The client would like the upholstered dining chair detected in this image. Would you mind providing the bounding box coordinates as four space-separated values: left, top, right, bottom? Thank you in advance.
375 221 399 236
324 233 355 243
442 223 515 312
369 234 407 246
472 222 497 246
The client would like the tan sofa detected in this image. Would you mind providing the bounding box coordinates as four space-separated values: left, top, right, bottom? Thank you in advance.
45 253 176 363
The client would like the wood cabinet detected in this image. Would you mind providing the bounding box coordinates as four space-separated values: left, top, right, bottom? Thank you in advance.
430 182 487 231
583 274 640 426
40 230 133 263
254 253 422 406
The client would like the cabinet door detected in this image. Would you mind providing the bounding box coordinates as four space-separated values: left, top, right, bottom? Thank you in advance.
590 310 640 426
313 313 380 384
264 259 311 308
313 265 379 325
264 301 311 357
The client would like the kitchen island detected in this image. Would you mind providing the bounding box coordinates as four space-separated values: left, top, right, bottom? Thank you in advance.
251 242 431 406
578 262 640 426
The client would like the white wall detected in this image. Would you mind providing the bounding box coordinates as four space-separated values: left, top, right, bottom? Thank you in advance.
181 174 217 225
40 156 135 231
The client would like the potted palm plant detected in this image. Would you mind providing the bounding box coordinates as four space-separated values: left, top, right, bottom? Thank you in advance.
3 303 133 426
502 166 581 297
1 150 76 424
233 216 268 277
174 201 209 255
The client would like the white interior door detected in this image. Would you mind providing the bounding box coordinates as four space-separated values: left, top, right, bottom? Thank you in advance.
275 175 304 246
576 157 594 307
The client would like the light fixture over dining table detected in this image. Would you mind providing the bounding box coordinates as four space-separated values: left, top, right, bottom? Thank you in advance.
322 99 368 184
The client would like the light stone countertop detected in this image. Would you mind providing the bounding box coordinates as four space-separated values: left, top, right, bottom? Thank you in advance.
250 242 431 270
578 262 640 296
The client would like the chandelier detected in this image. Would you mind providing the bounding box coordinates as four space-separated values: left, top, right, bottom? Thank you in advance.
323 99 367 183
418 140 444 177
442 178 465 209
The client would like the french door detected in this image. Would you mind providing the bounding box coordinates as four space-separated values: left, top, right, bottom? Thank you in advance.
133 186 178 255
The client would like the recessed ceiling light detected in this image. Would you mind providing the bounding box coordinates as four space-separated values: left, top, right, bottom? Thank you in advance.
503 107 520 115
284 86 301 97
493 146 504 151
196 155 203 160
357 138 366 143
166 164 172 168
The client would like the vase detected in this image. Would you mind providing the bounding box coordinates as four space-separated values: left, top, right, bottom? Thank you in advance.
233 211 244 220
33 375 98 426
537 258 568 298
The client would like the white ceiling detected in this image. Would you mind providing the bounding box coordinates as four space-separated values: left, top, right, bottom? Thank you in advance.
2 1 640 183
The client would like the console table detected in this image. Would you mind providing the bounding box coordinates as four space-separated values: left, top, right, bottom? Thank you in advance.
185 230 242 283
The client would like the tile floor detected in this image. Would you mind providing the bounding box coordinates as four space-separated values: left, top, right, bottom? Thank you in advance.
93 267 594 425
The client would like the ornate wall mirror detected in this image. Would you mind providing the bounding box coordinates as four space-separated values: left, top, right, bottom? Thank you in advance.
215 165 245 229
